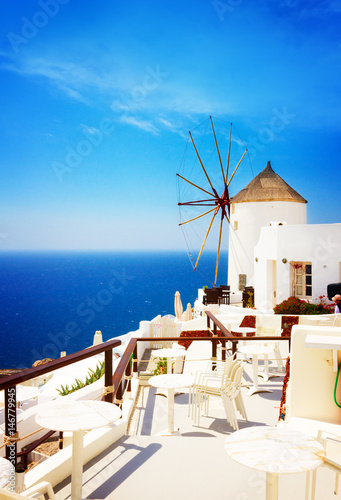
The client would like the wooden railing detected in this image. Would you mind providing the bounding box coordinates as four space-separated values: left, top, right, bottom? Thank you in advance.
17 430 56 470
205 310 291 352
0 338 122 470
0 310 291 472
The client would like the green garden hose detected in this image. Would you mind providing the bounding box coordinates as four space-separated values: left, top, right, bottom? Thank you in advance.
334 362 341 408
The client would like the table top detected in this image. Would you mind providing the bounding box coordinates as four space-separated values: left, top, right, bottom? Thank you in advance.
0 456 14 488
231 326 256 334
224 426 325 474
151 348 186 358
238 343 273 356
35 400 122 432
149 374 194 390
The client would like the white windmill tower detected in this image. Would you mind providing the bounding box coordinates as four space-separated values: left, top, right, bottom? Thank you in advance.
228 161 307 294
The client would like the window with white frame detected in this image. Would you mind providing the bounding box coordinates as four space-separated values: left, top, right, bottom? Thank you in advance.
291 262 312 297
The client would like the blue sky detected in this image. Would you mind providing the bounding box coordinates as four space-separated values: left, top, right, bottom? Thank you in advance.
0 0 340 251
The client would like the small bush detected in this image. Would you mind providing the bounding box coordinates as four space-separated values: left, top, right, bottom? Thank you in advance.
274 296 333 315
57 361 105 396
153 357 167 375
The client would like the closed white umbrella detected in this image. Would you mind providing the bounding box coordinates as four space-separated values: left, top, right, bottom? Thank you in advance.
183 303 192 322
174 291 183 320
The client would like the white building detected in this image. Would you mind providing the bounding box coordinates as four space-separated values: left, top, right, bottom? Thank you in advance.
228 161 341 311
254 222 341 311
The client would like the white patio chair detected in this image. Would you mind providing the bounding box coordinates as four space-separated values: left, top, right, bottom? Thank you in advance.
309 430 341 500
0 481 55 500
187 358 227 420
220 362 247 430
190 356 239 426
255 319 284 373
182 340 215 377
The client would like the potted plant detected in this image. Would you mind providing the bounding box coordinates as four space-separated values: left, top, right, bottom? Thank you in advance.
153 357 168 375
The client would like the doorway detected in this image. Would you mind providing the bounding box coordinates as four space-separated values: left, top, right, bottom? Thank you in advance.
267 260 277 309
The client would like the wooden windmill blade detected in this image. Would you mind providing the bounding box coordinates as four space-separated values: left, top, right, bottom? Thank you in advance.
177 117 249 287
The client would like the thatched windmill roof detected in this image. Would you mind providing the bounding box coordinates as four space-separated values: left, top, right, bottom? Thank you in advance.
230 161 307 204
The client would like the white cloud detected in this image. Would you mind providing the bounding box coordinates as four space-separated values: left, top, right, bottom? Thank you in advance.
119 115 159 135
1 54 119 103
158 117 174 128
1 51 232 118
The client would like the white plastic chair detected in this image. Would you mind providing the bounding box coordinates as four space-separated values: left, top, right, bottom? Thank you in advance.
220 363 247 430
182 341 215 377
309 430 341 500
0 481 55 500
188 359 227 421
255 320 284 373
190 356 240 426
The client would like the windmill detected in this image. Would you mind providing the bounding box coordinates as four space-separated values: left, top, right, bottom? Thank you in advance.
176 116 249 287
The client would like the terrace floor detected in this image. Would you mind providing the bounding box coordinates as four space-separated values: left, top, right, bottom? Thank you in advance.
53 343 341 499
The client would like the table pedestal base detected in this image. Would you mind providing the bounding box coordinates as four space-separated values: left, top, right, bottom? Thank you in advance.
246 354 273 396
71 430 84 500
246 386 273 396
258 372 279 382
157 429 182 437
154 389 168 397
258 355 280 382
155 389 184 397
266 472 279 500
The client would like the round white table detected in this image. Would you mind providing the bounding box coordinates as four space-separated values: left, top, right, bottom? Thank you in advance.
224 426 325 500
149 374 194 436
231 326 256 337
35 400 121 500
238 343 274 395
0 456 15 488
151 348 186 374
231 327 256 360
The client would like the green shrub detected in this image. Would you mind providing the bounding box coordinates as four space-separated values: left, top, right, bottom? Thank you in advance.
153 357 167 375
57 361 105 396
274 296 333 315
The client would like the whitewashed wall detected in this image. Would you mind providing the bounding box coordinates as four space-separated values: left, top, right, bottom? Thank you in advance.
228 200 307 292
254 223 341 310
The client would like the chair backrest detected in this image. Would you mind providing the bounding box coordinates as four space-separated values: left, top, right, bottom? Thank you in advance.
0 488 31 499
216 355 236 387
0 481 55 500
317 430 341 471
256 315 282 336
221 359 242 389
228 359 242 381
182 341 213 376
222 362 244 397
230 364 245 396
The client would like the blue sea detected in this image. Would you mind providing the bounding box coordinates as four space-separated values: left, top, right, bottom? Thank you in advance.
0 251 227 369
